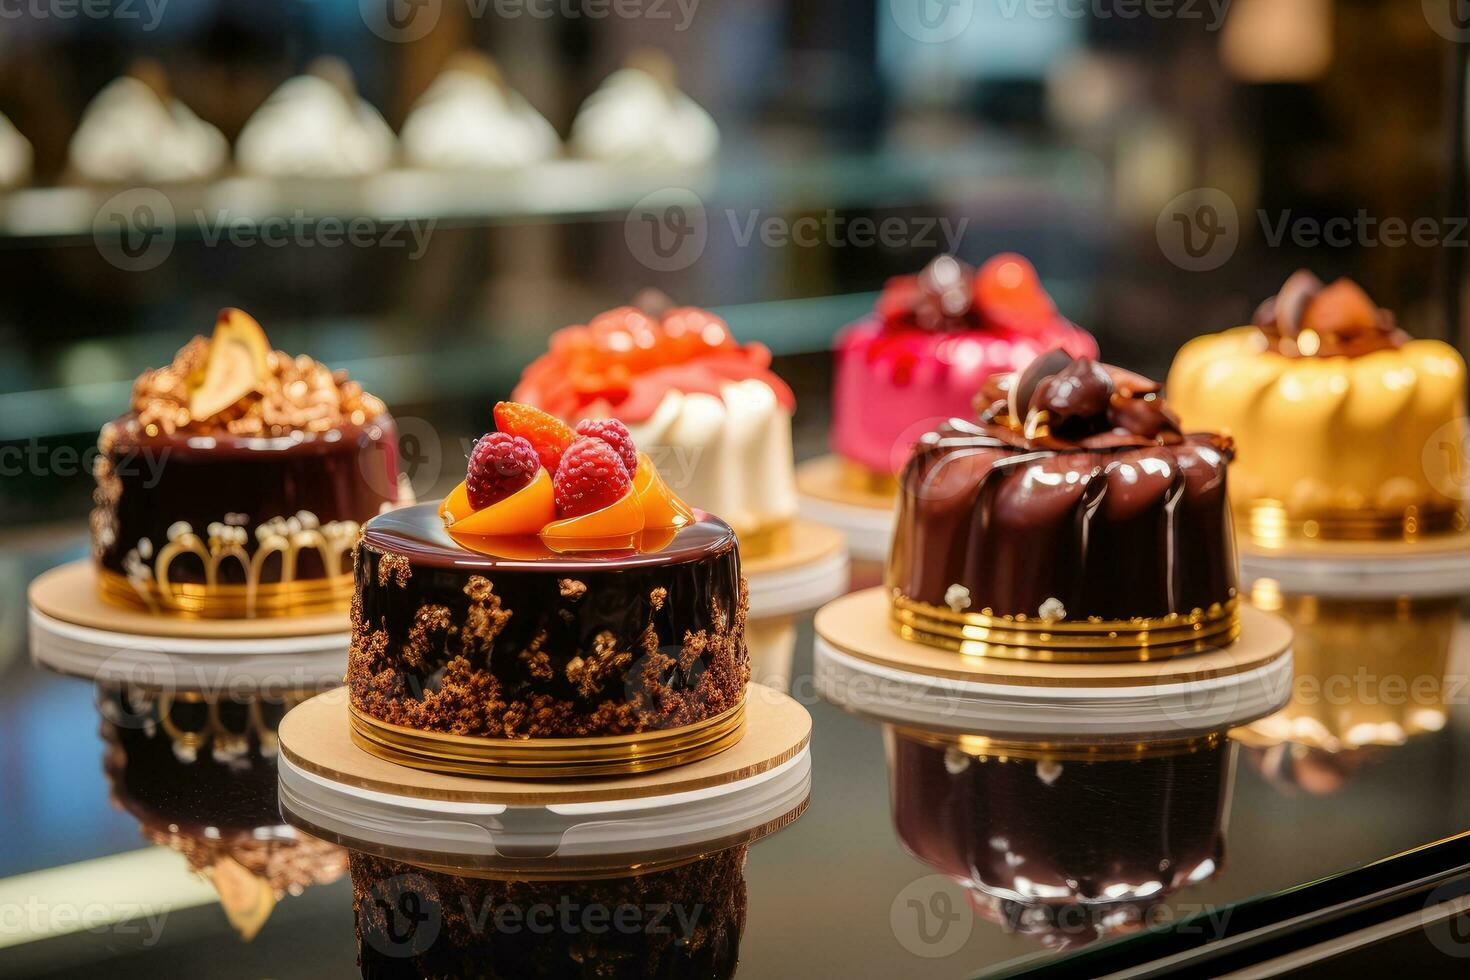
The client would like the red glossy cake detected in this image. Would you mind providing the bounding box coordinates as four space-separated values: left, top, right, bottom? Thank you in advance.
831 254 1097 482
347 403 749 753
888 351 1238 658
91 309 401 618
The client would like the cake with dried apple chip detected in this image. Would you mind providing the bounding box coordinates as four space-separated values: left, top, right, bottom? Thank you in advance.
91 309 402 618
347 402 749 741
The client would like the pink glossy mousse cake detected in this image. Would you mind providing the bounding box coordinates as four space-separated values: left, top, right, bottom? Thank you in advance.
831 254 1097 482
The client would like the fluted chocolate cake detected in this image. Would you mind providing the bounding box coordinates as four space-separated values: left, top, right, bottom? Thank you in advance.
92 308 401 618
888 351 1238 658
348 403 749 746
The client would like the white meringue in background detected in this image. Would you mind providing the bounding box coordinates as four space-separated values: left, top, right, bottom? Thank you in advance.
571 64 719 167
69 75 227 183
0 112 32 188
236 62 395 178
402 62 559 171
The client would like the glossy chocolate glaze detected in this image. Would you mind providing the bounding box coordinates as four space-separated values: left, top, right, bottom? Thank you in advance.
349 505 748 738
96 414 399 585
352 848 746 979
889 730 1230 943
888 419 1237 620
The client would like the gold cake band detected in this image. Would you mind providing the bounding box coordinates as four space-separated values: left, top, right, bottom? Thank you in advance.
894 725 1226 762
348 698 747 779
734 519 793 560
1239 499 1467 547
891 594 1240 663
98 568 354 620
841 459 900 497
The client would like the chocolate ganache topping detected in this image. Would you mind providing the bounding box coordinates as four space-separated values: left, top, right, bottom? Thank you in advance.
890 351 1238 631
977 349 1193 452
1251 270 1406 358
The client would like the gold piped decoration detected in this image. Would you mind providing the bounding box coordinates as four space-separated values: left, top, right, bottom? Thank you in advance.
99 568 354 619
1240 499 1466 549
891 593 1240 663
347 698 747 778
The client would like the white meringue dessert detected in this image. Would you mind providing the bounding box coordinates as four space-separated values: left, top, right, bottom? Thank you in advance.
402 54 559 171
236 58 395 178
69 63 227 184
571 52 718 167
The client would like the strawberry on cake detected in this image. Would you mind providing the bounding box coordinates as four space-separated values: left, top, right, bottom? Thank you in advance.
347 402 749 757
831 254 1098 485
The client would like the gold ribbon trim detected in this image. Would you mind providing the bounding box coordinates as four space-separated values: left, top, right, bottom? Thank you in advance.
98 568 354 620
348 698 747 779
893 725 1226 762
891 594 1240 663
1240 499 1467 548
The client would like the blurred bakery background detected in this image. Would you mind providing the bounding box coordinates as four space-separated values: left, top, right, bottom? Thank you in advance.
0 0 1457 530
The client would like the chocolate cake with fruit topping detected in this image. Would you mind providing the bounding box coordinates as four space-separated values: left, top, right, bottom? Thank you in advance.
888 351 1238 657
347 403 749 742
91 308 401 618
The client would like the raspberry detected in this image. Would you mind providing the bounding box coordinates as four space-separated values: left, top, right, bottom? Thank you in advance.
574 418 639 476
554 438 632 518
494 401 575 473
466 432 539 510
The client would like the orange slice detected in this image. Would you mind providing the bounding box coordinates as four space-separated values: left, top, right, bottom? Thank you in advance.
441 469 556 536
541 486 644 550
190 308 271 420
633 454 695 529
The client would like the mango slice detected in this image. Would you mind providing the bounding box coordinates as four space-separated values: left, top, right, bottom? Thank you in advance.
441 469 556 536
633 453 695 529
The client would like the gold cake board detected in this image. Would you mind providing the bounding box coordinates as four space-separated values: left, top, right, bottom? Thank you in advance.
278 683 811 806
795 455 896 562
742 519 850 620
1237 530 1470 598
28 559 348 689
813 588 1294 739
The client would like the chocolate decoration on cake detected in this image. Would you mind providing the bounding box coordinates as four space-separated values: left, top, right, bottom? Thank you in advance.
889 353 1238 659
352 847 746 979
888 727 1231 950
1252 271 1407 358
91 310 401 618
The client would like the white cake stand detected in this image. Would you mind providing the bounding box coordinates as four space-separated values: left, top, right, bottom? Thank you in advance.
795 455 895 563
277 683 811 871
743 520 849 619
28 560 348 691
1237 532 1470 598
813 588 1294 740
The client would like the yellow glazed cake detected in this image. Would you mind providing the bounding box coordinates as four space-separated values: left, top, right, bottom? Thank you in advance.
1168 271 1468 544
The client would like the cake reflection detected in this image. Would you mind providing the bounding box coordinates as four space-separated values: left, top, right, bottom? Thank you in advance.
351 846 746 979
887 726 1234 949
98 684 347 940
1235 582 1460 795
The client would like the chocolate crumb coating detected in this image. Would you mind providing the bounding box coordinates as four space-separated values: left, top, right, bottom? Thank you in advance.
352 847 746 980
348 504 750 738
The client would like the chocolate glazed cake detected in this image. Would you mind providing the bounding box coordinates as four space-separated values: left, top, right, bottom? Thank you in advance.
91 309 401 618
889 728 1231 948
348 504 749 741
352 847 747 980
888 351 1238 659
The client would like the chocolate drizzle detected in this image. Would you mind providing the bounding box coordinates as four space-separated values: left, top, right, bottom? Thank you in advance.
1252 270 1406 358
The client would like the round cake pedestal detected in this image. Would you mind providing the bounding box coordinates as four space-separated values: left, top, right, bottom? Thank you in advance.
277 683 811 872
813 588 1294 739
1237 532 1470 598
795 455 894 562
28 560 348 690
743 519 849 620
